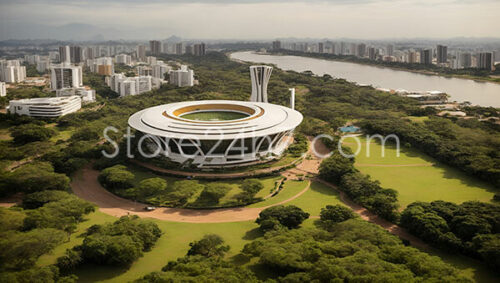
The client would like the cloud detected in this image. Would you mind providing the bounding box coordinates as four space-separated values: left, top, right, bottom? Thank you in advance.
0 0 499 40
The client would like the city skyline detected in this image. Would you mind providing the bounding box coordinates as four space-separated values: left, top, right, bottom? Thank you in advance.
1 0 499 40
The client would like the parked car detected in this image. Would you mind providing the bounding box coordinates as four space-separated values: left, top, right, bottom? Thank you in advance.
144 206 156 211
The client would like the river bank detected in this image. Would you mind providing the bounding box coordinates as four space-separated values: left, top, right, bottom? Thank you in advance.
265 50 500 85
230 51 500 107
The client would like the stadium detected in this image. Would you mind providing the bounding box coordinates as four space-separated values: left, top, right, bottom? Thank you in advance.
128 65 302 167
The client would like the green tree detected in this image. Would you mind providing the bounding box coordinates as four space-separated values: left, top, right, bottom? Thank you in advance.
11 124 56 144
256 205 310 231
199 183 231 205
319 205 355 230
99 165 135 190
6 162 70 194
22 190 71 209
319 153 355 184
240 179 264 195
167 180 203 206
0 228 67 270
187 234 230 258
134 177 167 199
0 207 25 232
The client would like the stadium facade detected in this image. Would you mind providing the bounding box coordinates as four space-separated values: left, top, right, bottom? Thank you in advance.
128 66 302 167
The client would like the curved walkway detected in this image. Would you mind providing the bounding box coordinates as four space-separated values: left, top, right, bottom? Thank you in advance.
71 166 311 223
69 137 430 249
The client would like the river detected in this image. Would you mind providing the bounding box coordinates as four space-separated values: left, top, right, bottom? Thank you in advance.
230 51 500 107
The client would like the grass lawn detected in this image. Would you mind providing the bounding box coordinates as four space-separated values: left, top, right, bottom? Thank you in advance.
39 211 260 283
246 180 308 208
287 181 345 216
343 136 495 208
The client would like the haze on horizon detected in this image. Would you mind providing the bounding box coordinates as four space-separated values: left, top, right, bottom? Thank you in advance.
0 0 499 41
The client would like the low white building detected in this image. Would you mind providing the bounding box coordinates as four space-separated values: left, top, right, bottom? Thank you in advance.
146 56 157 65
87 57 114 75
152 62 171 79
36 58 51 73
9 96 81 118
24 55 40 65
169 65 194 87
107 73 152 97
115 54 132 65
0 82 6 97
0 60 26 83
137 66 152 76
56 87 96 103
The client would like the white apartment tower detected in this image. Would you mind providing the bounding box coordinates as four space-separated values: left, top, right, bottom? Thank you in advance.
169 65 194 87
0 82 6 97
50 63 83 90
249 65 273 103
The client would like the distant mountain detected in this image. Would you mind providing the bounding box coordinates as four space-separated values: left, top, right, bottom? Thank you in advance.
164 35 182 42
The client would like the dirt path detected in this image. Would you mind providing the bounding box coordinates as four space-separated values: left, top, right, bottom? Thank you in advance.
68 137 431 249
71 166 311 223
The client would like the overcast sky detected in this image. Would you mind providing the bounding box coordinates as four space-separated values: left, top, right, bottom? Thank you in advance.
0 0 499 40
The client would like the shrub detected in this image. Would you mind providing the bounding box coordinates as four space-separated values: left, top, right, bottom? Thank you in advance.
98 165 134 190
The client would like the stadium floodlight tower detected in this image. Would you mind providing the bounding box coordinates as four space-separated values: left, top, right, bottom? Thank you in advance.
249 65 273 103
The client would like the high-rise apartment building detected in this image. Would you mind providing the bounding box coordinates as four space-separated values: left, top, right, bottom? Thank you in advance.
272 40 281 50
420 49 432 65
478 52 493 70
459 53 472 68
357 43 366 57
149 40 161 55
340 42 347 55
0 63 26 83
318 42 324 53
368 47 376 60
408 51 418 64
70 46 82 63
249 65 273 103
0 82 6 97
193 43 206 56
175 43 184 55
386 44 394 56
50 63 83 90
115 54 132 65
169 65 194 87
59 46 70 63
437 45 448 63
136 45 146 62
36 59 51 73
